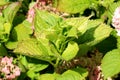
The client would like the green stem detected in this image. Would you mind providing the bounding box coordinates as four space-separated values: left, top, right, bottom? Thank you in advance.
55 58 60 67
48 61 56 68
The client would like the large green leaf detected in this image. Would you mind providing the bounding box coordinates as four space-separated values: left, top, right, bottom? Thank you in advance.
56 70 84 80
34 11 51 38
34 9 67 53
72 67 88 79
34 10 50 31
78 23 112 46
65 18 101 37
28 63 48 72
35 9 62 27
65 17 89 36
87 20 101 30
62 41 79 61
3 2 21 23
101 49 120 79
34 9 62 38
14 39 55 61
56 0 91 14
38 74 60 80
88 24 112 46
11 21 32 41
5 20 32 49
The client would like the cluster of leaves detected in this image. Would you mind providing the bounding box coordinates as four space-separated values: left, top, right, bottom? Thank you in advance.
0 0 120 80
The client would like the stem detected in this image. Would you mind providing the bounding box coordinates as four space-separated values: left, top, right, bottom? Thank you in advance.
55 58 60 67
48 60 56 68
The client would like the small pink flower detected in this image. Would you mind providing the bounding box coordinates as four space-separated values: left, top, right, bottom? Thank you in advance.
1 56 13 65
1 66 10 74
13 67 20 76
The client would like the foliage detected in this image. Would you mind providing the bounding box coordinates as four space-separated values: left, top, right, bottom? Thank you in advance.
101 49 120 79
0 0 120 80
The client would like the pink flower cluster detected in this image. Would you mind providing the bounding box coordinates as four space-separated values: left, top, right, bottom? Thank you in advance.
0 56 20 80
112 7 120 36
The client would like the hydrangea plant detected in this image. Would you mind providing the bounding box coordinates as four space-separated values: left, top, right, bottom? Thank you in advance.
0 0 120 80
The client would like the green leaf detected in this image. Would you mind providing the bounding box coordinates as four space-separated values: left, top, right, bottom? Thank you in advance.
12 21 32 41
4 22 11 33
88 24 112 46
34 9 62 38
62 41 79 61
46 30 60 43
19 56 28 69
49 43 62 59
3 2 21 23
34 10 50 37
19 56 49 73
67 26 77 38
56 70 84 80
87 20 101 29
78 23 112 46
28 63 48 72
101 49 120 79
5 41 18 49
72 67 88 79
35 9 62 27
38 74 60 80
56 0 91 14
27 70 39 80
0 16 5 30
5 20 32 49
14 39 55 61
0 0 9 6
65 17 89 35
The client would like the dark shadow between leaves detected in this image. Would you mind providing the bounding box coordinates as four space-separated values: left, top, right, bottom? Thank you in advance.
95 35 117 54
